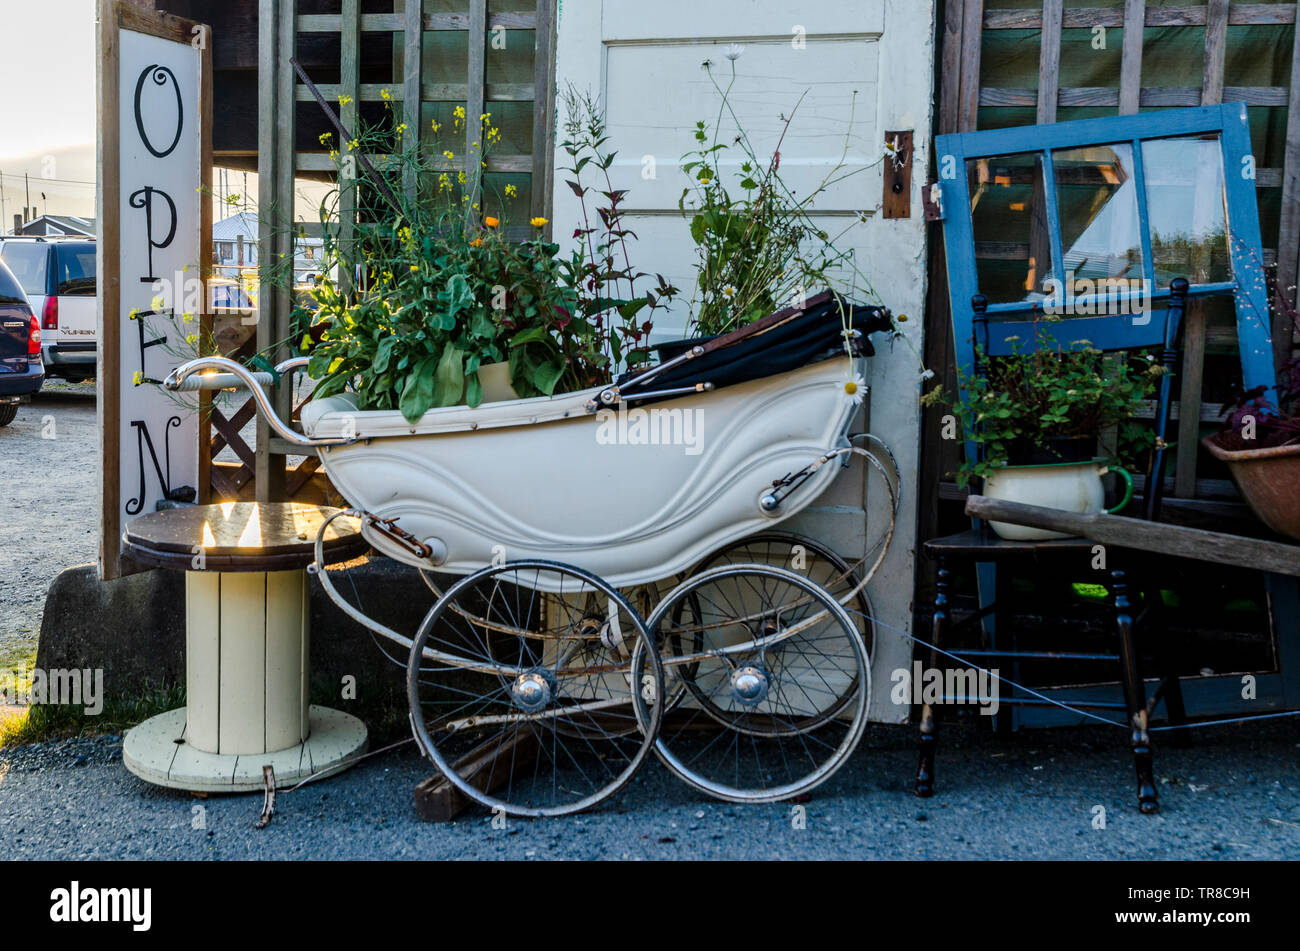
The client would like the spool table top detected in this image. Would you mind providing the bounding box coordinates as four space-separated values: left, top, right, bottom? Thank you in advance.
122 502 369 572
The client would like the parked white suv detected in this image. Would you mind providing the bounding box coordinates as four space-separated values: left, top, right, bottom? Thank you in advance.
0 237 96 382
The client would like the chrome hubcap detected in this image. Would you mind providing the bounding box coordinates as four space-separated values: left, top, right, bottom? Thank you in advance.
511 670 555 712
730 664 771 705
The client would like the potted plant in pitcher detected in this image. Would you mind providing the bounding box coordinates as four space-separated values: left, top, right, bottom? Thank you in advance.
938 326 1163 540
1203 290 1300 540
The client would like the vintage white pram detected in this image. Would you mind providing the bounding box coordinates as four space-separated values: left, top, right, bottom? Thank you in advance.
165 292 902 816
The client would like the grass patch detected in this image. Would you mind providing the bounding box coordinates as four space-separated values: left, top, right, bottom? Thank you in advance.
0 682 185 749
0 679 412 750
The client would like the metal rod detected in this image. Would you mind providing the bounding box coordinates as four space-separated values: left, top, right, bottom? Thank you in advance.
163 355 353 448
289 56 403 214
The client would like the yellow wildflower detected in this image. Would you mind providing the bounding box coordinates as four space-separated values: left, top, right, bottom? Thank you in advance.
443 150 454 161
380 88 392 101
504 184 518 198
530 217 548 227
318 131 333 145
458 171 467 185
132 370 144 386
438 173 452 191
337 94 353 106
431 119 441 132
453 105 466 119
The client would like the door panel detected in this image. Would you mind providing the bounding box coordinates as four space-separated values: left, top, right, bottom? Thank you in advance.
553 0 935 722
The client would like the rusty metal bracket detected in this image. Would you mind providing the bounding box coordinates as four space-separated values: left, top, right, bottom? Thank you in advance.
256 765 276 829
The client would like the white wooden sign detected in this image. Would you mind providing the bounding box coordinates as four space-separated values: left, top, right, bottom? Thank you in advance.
98 1 211 579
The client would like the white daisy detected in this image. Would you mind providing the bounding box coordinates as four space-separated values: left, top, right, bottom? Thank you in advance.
724 43 745 61
841 374 867 405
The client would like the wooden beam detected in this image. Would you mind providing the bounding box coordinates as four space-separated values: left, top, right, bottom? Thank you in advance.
1118 0 1145 115
529 0 556 234
198 19 214 504
981 85 1291 108
465 0 487 218
295 11 536 33
985 4 1296 29
958 0 985 132
402 0 423 202
97 0 122 578
1037 0 1063 125
939 0 966 135
1275 0 1300 368
964 495 1300 577
338 0 360 304
1202 0 1229 106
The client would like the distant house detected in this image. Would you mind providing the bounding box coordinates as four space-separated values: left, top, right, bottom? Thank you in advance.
213 211 323 280
15 215 96 237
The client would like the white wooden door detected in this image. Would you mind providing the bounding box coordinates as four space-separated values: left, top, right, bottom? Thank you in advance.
553 0 935 722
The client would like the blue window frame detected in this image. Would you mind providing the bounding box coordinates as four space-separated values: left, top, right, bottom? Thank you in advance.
936 102 1274 392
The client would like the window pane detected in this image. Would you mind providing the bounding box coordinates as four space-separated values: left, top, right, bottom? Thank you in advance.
1052 143 1144 296
966 153 1050 304
1142 135 1231 285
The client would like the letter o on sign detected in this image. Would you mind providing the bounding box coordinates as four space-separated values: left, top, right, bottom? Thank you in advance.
133 65 184 158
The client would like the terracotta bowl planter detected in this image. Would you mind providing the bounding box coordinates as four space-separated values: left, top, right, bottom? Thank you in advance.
1203 434 1300 541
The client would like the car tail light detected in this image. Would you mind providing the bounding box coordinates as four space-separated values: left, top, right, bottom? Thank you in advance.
28 314 41 355
41 295 58 330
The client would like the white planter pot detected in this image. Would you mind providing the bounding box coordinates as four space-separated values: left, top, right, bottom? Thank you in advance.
982 460 1133 540
475 360 520 403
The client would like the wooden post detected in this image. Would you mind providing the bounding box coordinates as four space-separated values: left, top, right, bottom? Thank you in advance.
338 0 360 300
529 0 556 236
402 0 423 203
198 21 214 504
97 0 123 578
256 0 284 500
1276 0 1300 370
957 0 984 133
1173 0 1229 500
465 0 487 218
1118 0 1145 115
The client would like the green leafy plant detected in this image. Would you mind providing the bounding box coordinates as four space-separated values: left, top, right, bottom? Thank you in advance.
680 51 883 337
557 86 677 372
932 323 1164 485
304 93 671 423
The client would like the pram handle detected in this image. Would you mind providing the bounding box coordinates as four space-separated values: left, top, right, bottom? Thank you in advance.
163 355 355 448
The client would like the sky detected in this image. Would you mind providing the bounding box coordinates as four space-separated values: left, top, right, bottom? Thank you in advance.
0 0 98 222
0 0 323 230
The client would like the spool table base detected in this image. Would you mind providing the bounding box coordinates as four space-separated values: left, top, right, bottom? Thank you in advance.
123 705 368 793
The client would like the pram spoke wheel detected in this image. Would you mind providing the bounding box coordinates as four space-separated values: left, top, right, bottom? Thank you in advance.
643 563 870 803
407 561 664 817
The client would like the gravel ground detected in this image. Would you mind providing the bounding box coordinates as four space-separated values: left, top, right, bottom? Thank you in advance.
1 381 1296 860
1 720 1296 860
0 381 98 663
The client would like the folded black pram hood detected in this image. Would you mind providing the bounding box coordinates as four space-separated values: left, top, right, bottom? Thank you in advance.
615 291 892 403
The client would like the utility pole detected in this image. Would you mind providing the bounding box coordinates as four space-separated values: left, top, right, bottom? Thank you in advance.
0 171 6 234
24 173 30 223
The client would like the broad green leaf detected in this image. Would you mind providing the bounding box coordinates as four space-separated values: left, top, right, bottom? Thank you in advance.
431 345 466 408
398 356 436 423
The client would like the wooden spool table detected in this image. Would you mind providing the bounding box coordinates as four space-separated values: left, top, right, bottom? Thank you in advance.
121 502 371 792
